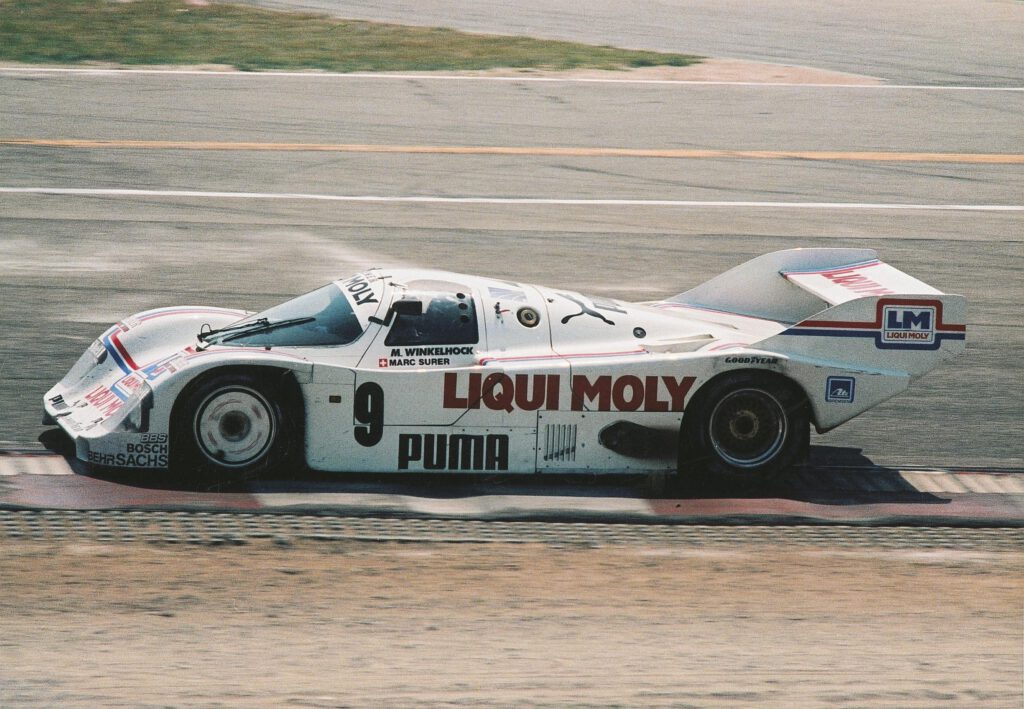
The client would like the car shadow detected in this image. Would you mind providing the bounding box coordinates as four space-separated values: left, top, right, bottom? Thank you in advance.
40 429 947 506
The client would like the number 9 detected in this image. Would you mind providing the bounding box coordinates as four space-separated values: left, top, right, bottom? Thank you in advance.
354 382 384 446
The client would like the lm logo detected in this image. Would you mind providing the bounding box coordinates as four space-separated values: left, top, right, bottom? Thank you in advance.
881 305 935 345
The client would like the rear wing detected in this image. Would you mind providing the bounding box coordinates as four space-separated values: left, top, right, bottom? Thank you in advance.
779 257 941 306
671 248 939 323
671 249 966 376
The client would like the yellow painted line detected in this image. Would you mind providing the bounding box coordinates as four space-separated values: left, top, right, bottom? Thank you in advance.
3 139 1023 164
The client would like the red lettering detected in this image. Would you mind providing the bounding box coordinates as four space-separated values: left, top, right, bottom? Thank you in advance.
442 372 467 408
83 385 123 418
514 374 546 411
467 373 482 408
85 386 115 407
445 373 695 413
611 375 644 411
830 274 868 286
824 270 894 295
444 372 484 409
446 373 561 411
662 376 696 411
571 375 611 411
643 375 669 412
482 373 514 412
546 374 560 410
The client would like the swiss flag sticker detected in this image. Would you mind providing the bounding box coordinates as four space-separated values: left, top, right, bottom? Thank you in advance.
378 358 389 368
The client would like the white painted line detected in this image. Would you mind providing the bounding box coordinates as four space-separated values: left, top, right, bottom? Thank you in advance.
49 458 74 475
995 476 1024 494
955 474 1018 494
0 455 73 476
1 67 1021 91
23 456 48 476
2 187 1020 212
929 474 968 495
897 471 1015 493
0 457 29 476
954 475 995 493
900 472 944 494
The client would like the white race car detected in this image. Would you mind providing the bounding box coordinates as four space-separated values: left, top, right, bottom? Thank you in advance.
44 248 965 488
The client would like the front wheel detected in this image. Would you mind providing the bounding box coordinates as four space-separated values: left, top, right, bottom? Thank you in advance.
174 372 295 487
680 373 808 490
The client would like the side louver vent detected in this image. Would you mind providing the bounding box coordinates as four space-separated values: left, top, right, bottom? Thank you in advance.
543 424 577 462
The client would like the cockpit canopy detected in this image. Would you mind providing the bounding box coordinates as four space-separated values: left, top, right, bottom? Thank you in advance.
383 280 478 347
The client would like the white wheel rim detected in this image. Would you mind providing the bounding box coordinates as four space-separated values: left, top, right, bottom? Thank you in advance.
707 388 787 469
193 386 276 468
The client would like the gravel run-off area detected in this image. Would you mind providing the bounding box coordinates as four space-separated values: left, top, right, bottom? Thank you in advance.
1 538 1021 707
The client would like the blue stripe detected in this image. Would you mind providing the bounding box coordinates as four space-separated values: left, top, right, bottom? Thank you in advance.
781 328 875 338
781 258 880 277
781 328 965 351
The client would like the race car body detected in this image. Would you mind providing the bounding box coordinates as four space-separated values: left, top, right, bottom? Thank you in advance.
43 248 966 486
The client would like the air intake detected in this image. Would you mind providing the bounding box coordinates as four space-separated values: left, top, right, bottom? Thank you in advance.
543 424 577 462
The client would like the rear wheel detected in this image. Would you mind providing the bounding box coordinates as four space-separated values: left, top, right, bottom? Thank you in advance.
174 372 296 488
680 373 808 490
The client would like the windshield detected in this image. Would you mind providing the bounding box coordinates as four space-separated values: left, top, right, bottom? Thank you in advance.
211 283 364 347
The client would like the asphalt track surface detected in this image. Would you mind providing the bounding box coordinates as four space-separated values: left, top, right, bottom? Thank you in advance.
1 70 1021 471
240 0 1024 86
0 2 1022 479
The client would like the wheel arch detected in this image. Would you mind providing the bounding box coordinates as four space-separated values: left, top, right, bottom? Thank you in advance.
678 367 813 482
169 364 306 462
684 368 813 433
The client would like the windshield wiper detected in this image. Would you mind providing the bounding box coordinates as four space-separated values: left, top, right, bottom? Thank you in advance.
198 317 269 343
217 316 316 343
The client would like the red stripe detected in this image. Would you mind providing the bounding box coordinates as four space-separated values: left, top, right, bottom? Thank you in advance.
138 307 247 322
479 349 645 365
109 331 140 370
798 319 878 329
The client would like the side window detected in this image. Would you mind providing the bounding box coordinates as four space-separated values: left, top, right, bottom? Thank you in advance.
385 290 479 346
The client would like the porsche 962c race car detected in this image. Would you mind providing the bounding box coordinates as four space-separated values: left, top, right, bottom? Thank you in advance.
44 248 965 487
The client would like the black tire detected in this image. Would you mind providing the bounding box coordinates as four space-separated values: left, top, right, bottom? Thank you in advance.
679 372 809 490
173 372 296 488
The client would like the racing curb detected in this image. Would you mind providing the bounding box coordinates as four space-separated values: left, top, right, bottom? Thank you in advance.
1 453 1022 528
2 509 1023 551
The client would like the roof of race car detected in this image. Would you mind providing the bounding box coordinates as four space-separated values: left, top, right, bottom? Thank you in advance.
338 267 782 354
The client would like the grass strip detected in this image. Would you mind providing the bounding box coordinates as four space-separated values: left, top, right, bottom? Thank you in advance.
0 0 701 72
